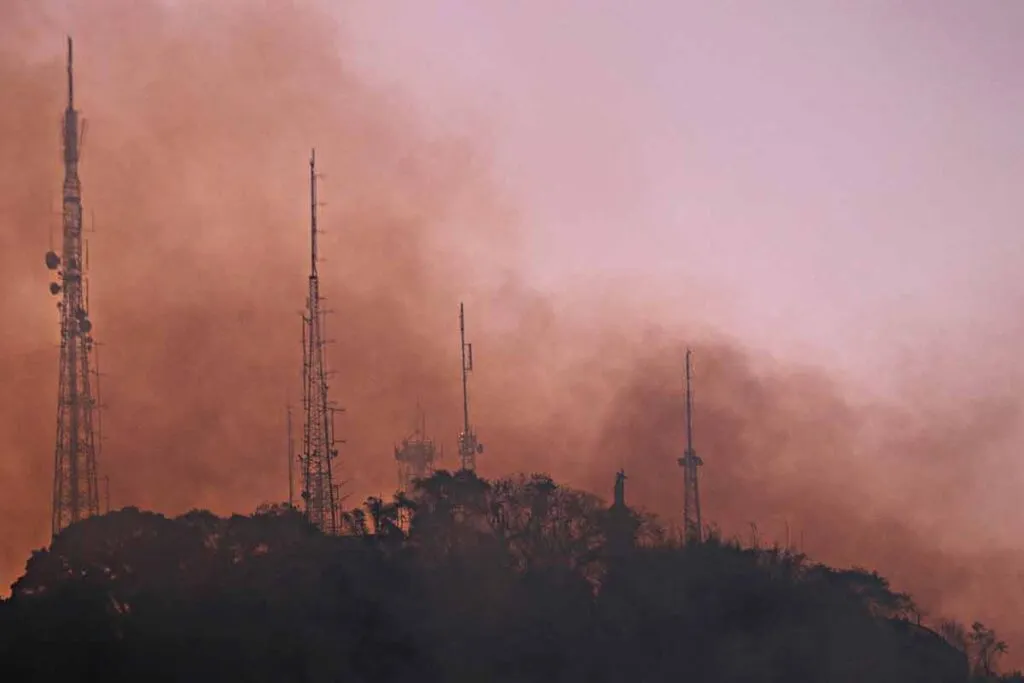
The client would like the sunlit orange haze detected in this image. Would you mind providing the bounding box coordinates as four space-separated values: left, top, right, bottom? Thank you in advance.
2 0 1024 663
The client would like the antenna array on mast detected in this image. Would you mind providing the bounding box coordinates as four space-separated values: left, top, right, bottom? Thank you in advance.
677 348 704 543
457 303 484 472
46 37 102 537
300 149 341 534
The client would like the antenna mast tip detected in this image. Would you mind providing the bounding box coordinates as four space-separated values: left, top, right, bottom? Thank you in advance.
65 36 75 107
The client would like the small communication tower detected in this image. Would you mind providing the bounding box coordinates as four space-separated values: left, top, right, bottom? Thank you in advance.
677 349 704 543
395 404 438 491
457 303 484 472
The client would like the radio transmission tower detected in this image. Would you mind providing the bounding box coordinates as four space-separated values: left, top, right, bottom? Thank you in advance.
457 303 484 472
677 348 703 543
300 149 340 534
46 37 101 537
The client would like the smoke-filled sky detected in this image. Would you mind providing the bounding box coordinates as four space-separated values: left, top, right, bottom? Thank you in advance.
2 0 1024 659
342 0 1024 376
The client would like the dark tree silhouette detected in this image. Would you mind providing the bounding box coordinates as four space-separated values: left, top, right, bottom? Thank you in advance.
0 471 997 683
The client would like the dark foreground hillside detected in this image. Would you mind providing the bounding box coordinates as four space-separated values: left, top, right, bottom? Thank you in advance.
0 471 1014 682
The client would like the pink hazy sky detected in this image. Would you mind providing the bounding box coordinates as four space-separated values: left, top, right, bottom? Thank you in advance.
330 2 1024 552
338 1 1024 386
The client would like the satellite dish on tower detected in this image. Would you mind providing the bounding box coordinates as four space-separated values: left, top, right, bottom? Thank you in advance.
45 251 61 270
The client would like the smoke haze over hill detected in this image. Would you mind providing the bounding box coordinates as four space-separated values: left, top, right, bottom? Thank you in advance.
1 0 1024 663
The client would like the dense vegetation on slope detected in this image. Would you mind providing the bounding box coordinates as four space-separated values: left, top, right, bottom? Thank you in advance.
0 470 1014 682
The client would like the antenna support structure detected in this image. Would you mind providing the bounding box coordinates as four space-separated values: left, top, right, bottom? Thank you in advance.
457 303 484 472
47 37 101 537
395 404 438 491
300 149 341 534
677 348 704 543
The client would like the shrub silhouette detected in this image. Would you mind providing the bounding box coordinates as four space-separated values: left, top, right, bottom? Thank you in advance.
0 471 996 682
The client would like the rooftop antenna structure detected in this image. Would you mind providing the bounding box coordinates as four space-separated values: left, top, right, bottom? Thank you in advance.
300 149 341 534
677 348 704 543
457 303 484 472
46 37 101 537
395 402 438 491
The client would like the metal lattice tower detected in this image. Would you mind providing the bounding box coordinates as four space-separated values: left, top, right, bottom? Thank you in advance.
395 404 438 490
47 38 101 537
677 348 704 543
457 303 484 472
300 149 340 534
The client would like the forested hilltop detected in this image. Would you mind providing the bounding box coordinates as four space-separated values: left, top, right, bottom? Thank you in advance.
0 470 1016 682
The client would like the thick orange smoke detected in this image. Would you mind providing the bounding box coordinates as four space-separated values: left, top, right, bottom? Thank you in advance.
1 0 1023 664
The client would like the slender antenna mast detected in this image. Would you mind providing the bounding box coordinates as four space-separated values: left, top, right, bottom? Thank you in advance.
677 348 704 543
66 37 74 109
457 303 483 471
300 149 340 533
286 404 295 508
460 304 470 443
46 37 101 537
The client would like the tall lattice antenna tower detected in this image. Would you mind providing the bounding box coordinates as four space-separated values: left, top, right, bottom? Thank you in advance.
677 348 704 543
457 303 484 472
395 403 438 490
46 37 101 537
300 149 340 534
